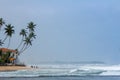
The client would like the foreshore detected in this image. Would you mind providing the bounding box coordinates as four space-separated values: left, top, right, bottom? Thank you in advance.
0 66 30 72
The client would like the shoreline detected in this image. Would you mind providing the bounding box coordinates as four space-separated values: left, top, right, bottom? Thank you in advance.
0 66 30 72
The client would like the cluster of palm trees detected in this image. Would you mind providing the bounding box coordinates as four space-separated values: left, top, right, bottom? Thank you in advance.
0 18 36 55
18 22 36 54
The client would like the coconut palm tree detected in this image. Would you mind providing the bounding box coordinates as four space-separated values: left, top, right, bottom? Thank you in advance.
19 22 36 54
17 29 27 49
29 32 36 40
0 18 5 47
27 22 36 32
3 24 15 48
20 32 36 53
0 18 5 30
20 36 32 53
24 37 32 46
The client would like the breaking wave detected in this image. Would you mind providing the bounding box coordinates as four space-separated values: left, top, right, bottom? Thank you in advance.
1 64 120 77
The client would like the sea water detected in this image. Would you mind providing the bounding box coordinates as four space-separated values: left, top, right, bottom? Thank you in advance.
1 77 120 80
1 63 120 80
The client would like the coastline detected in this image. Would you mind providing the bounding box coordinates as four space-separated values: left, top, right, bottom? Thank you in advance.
0 66 30 72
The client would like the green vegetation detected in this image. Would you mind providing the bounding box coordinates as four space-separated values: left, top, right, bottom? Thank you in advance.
0 50 11 65
0 18 36 65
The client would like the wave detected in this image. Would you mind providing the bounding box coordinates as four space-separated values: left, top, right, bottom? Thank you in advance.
1 64 120 77
69 68 105 75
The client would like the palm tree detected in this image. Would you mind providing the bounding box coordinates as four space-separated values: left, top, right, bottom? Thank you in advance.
17 29 27 49
20 37 32 53
0 18 5 30
24 37 32 46
20 32 36 54
27 22 36 32
0 18 5 47
19 22 36 54
29 32 36 40
3 24 15 48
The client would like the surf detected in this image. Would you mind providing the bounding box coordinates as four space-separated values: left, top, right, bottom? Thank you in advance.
1 63 120 77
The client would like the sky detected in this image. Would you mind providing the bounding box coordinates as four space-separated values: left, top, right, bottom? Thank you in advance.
0 0 120 64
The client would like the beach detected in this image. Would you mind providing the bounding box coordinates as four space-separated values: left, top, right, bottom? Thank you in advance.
0 63 120 80
0 66 29 71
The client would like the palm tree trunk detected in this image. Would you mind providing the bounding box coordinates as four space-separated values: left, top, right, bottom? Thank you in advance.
7 37 11 48
17 37 24 49
2 35 7 43
20 45 30 53
0 26 1 31
0 25 2 31
19 43 26 54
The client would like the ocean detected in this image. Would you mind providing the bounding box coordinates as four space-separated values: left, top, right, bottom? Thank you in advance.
1 76 120 80
1 63 120 80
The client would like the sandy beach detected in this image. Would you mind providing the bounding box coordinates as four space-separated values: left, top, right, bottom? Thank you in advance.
0 66 30 71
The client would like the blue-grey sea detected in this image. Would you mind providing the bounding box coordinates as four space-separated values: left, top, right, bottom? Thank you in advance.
1 76 120 80
1 63 120 80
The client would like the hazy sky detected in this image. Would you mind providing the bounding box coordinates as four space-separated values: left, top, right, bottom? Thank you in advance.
0 0 120 64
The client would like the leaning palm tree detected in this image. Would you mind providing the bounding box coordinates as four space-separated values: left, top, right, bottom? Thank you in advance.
0 18 5 30
3 24 15 48
20 32 36 53
19 22 36 54
17 29 27 49
0 18 5 47
27 22 36 32
20 36 32 54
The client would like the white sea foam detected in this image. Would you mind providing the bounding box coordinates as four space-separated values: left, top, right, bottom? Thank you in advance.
1 64 120 77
